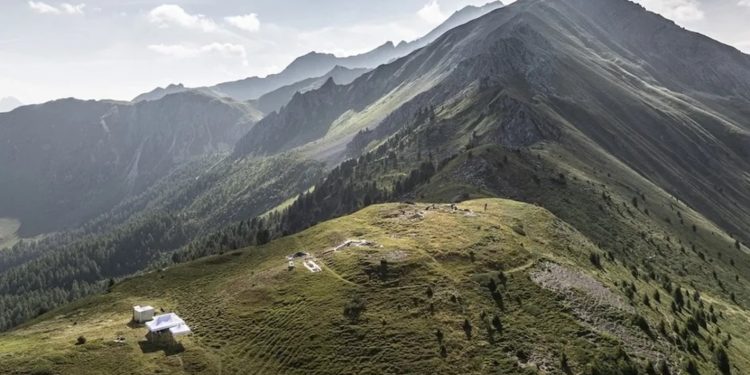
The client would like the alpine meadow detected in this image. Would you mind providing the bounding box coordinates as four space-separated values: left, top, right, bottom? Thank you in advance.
1 0 749 374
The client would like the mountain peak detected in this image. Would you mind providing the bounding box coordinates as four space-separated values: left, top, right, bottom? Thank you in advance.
328 65 349 74
373 41 396 51
455 0 503 14
295 51 337 61
320 76 337 90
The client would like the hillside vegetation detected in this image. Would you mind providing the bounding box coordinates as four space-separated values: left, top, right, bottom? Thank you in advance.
4 199 747 374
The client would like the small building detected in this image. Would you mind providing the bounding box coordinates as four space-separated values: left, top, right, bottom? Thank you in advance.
132 305 155 323
145 313 192 345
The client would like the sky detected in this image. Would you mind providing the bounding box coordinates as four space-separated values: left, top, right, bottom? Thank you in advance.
1 0 749 104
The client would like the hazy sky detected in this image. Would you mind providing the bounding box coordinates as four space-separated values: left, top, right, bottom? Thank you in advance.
1 0 749 104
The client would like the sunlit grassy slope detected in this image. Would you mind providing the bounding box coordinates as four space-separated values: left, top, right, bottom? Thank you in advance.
2 199 748 374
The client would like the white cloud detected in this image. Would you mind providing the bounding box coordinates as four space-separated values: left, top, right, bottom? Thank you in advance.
739 0 750 7
148 43 248 66
28 1 59 13
417 0 447 25
59 3 85 14
28 1 85 15
636 0 704 22
148 4 217 32
225 13 261 33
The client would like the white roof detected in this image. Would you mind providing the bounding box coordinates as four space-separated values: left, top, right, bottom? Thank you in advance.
133 305 154 312
169 324 192 336
146 313 184 332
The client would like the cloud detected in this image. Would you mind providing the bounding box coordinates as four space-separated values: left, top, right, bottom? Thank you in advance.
28 1 85 15
148 4 217 32
28 1 59 13
148 43 248 66
60 3 85 14
417 0 447 25
635 0 704 22
225 14 261 32
225 14 261 33
739 0 750 7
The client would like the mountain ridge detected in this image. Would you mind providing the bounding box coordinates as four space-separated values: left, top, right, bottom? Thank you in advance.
0 91 261 236
254 65 371 114
131 1 505 103
233 0 750 240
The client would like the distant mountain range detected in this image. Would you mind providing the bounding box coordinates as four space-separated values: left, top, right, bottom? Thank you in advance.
254 65 371 114
0 92 260 236
0 97 23 113
132 1 505 104
0 1 505 238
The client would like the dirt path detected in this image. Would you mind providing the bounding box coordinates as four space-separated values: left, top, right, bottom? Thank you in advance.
505 260 536 274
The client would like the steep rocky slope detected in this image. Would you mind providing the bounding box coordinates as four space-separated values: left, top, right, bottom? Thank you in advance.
255 66 370 114
235 0 750 242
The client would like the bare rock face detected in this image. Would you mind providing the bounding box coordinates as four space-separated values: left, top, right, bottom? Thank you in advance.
486 95 557 148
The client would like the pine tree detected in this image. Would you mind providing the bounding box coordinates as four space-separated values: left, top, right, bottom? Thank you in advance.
715 347 731 374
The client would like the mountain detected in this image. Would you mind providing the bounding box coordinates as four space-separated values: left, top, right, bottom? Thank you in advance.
132 84 208 103
131 1 505 103
220 0 750 370
393 0 508 58
255 66 371 114
3 195 750 374
0 92 261 236
235 0 750 238
2 0 750 373
0 97 23 113
0 199 672 374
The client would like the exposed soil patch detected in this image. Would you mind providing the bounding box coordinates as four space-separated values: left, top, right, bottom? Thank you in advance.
532 262 632 313
319 239 378 257
531 262 669 364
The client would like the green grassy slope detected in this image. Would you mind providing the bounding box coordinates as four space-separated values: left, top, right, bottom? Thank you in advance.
0 153 324 332
2 199 748 374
